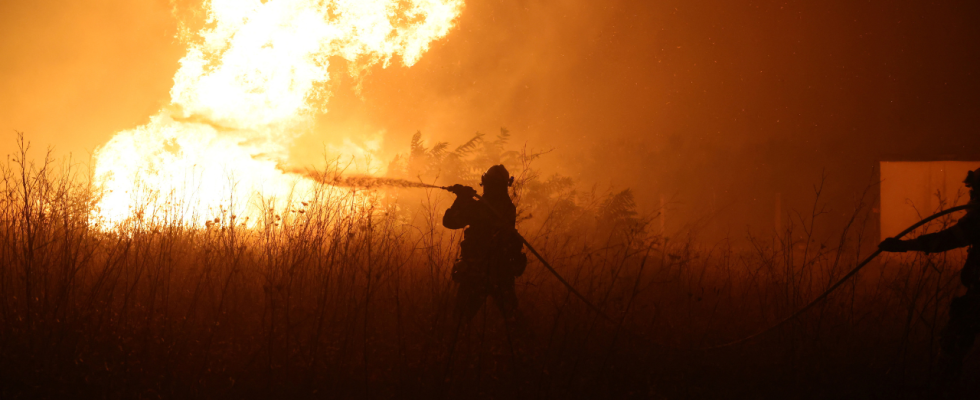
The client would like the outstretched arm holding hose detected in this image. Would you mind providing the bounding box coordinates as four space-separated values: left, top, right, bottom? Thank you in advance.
442 184 478 229
879 220 974 254
880 210 980 288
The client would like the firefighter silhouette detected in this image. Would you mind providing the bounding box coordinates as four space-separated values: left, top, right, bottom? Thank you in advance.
443 164 528 323
879 167 980 390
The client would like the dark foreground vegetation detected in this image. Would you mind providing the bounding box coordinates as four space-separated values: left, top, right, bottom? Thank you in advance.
1 133 977 399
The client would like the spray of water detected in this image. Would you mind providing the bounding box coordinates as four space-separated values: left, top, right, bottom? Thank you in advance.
284 166 442 190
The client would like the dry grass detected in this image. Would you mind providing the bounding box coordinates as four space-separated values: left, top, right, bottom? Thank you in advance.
1 134 976 399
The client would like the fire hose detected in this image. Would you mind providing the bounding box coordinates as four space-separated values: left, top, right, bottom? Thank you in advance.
705 204 972 350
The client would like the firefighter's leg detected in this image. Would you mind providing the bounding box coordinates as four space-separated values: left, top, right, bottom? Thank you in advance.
937 290 980 393
493 281 518 318
455 282 487 324
446 282 486 388
493 280 538 385
446 283 484 393
493 279 531 332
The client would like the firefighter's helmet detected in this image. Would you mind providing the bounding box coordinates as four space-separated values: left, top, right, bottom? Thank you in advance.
481 164 514 188
965 168 980 189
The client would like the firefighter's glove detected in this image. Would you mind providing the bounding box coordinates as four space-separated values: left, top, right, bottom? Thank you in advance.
878 237 908 253
447 184 477 199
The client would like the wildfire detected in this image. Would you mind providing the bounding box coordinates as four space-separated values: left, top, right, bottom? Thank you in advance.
92 0 463 226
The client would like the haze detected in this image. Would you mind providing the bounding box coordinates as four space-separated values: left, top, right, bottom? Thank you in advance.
2 0 979 235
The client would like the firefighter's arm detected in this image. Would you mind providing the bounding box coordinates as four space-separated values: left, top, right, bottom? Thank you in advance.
442 186 478 229
880 224 971 253
442 206 467 229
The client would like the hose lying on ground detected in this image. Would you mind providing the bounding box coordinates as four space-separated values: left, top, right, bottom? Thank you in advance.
704 204 972 350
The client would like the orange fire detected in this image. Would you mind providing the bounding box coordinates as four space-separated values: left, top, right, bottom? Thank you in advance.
91 0 463 226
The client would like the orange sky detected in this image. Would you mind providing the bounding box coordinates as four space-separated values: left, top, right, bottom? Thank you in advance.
0 0 181 159
3 0 980 235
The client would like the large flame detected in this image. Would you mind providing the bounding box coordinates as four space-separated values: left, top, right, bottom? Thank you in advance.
92 0 463 226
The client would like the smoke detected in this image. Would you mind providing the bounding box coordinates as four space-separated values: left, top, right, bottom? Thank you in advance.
306 0 980 239
4 0 980 235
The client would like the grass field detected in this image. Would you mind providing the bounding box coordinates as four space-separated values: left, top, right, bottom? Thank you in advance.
1 135 976 399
